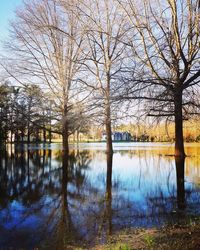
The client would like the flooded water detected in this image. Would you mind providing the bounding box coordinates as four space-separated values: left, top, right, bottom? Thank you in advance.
0 142 200 249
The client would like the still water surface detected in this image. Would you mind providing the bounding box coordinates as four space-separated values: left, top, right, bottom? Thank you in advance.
0 142 200 249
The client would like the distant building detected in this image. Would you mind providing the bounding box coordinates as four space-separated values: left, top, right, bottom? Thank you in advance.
112 132 122 141
122 132 131 141
101 131 131 141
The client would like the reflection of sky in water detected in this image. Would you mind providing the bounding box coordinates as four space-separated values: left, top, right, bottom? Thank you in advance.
84 151 177 229
1 143 200 248
88 151 176 199
2 201 41 229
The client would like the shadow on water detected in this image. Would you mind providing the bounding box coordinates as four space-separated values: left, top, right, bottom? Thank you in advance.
0 144 200 248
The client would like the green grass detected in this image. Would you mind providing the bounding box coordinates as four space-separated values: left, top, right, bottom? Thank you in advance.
105 243 131 250
143 235 155 248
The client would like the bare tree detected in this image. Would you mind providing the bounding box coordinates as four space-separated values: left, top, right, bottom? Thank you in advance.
79 0 129 154
2 0 87 152
117 0 200 157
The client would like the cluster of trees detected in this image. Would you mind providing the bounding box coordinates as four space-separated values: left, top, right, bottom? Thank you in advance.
0 82 90 144
0 0 199 157
0 83 50 144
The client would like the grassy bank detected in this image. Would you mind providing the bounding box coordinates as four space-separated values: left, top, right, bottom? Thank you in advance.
92 219 200 250
63 216 200 250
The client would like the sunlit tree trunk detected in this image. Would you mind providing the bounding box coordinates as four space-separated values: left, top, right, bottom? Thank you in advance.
105 97 113 154
174 91 185 158
62 104 69 153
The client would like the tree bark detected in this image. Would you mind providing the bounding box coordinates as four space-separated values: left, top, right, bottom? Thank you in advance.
77 130 79 143
62 127 69 153
27 122 30 143
105 102 113 154
105 74 113 154
10 130 13 144
36 129 40 143
43 127 46 143
62 104 69 153
49 130 52 144
15 131 19 143
174 91 185 157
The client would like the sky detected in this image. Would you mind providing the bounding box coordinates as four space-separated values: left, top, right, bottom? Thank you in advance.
0 0 23 45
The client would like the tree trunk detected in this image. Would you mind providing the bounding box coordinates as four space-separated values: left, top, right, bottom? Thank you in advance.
62 122 69 153
27 111 30 143
62 104 69 153
27 123 30 143
36 129 40 143
77 130 79 143
174 91 185 157
105 112 113 154
10 130 13 144
49 106 52 144
43 128 46 143
21 131 24 143
49 130 52 144
105 98 113 154
14 132 18 143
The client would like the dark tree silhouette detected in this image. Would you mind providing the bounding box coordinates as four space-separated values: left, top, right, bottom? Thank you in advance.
118 0 200 157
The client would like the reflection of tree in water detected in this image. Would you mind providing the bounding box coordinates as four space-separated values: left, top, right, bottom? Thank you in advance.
47 150 92 249
95 154 197 233
106 153 113 235
0 149 9 208
0 149 33 208
139 157 192 225
0 147 91 249
175 157 186 210
1 147 200 248
126 158 191 225
48 152 75 249
95 153 113 243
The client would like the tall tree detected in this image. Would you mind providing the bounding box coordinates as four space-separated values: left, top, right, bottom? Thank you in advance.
117 0 200 157
3 0 86 152
78 0 128 154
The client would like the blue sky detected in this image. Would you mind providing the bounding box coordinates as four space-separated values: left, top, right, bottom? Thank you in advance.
0 0 23 43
